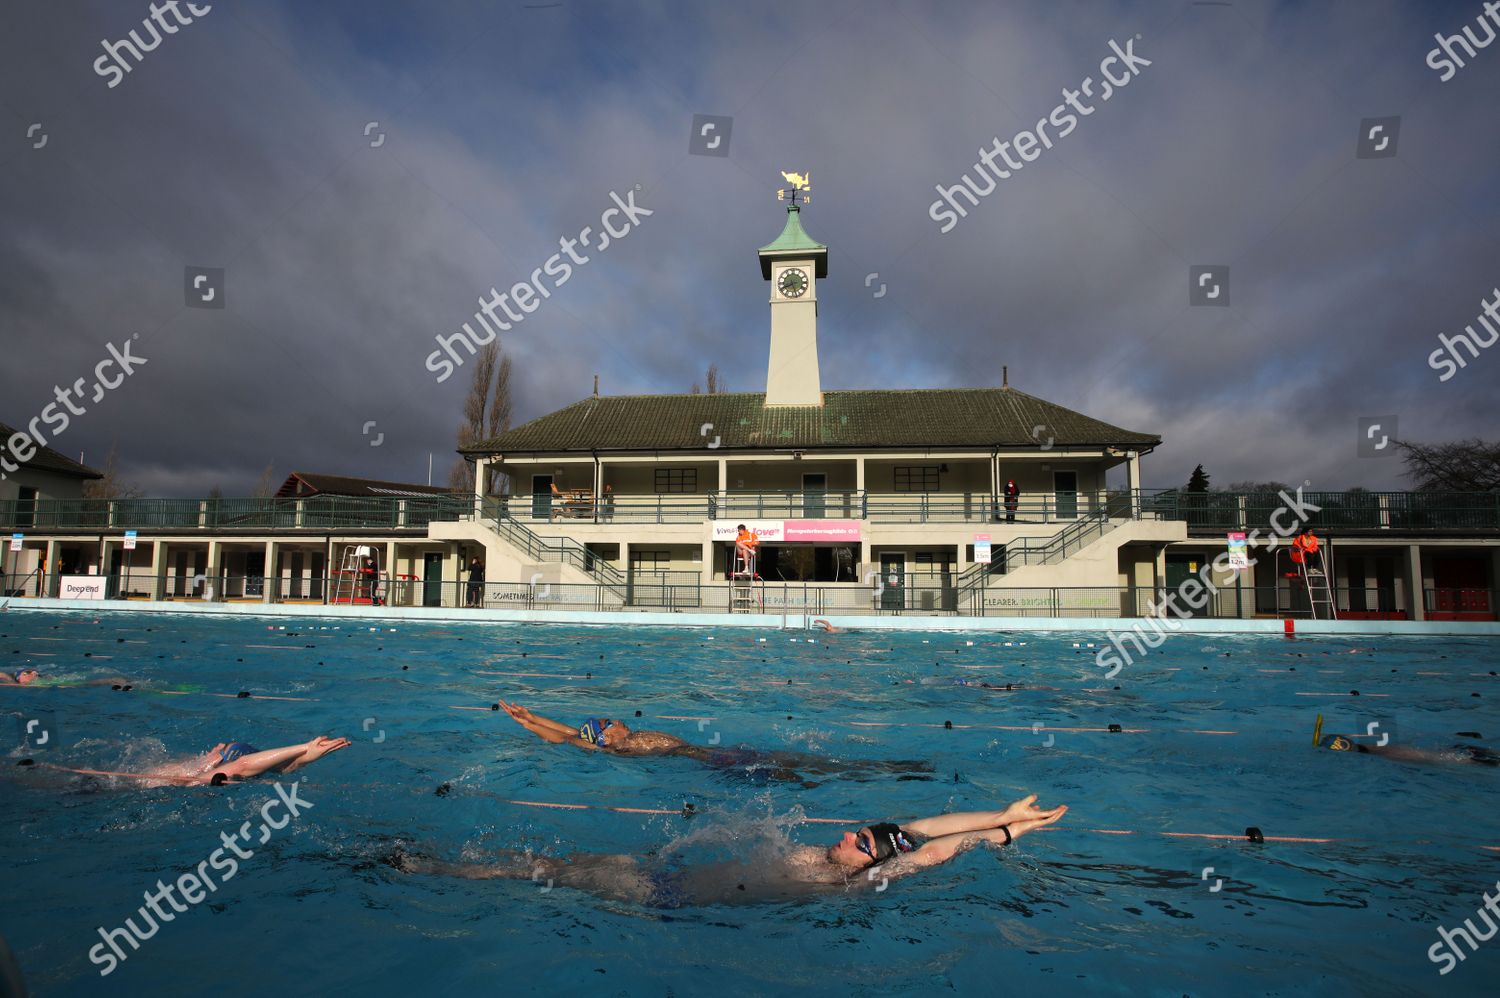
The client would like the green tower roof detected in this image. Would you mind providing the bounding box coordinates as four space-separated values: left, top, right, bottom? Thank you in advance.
758 206 828 279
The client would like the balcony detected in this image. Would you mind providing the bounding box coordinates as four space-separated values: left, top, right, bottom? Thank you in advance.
0 496 471 533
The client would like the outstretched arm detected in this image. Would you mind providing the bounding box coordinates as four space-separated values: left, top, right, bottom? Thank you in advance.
498 700 600 750
896 804 1067 875
903 794 1056 838
216 736 350 779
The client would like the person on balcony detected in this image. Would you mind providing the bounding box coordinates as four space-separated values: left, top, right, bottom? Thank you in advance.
385 794 1067 907
1003 480 1020 523
602 484 615 522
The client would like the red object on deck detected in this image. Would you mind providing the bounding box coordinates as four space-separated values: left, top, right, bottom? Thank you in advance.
1283 619 1295 636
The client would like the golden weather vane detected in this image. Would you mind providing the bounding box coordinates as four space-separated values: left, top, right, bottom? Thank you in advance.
776 170 811 206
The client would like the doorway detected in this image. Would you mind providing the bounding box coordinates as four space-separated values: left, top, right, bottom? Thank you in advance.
423 553 445 607
879 553 905 610
803 473 826 518
1053 471 1078 520
531 475 552 521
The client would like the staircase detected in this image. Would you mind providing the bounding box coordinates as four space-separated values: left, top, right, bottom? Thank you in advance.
956 511 1121 599
483 501 629 598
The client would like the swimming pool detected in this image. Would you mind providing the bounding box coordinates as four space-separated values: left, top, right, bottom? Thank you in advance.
2 609 1497 996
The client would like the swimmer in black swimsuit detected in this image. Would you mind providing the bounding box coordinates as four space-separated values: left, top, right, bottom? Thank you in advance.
1318 733 1499 766
387 794 1068 906
498 700 933 782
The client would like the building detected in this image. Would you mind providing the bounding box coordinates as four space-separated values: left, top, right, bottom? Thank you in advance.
1 423 102 589
1 186 1495 619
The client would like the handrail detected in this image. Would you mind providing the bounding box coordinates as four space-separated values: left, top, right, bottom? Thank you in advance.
484 500 628 591
955 510 1116 597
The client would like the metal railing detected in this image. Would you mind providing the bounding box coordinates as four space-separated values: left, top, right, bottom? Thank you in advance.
12 570 1484 620
0 495 472 532
4 489 1496 535
1142 489 1500 533
484 500 628 593
712 491 864 520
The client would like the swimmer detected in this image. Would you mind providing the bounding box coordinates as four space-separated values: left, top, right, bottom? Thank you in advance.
387 794 1068 906
811 619 839 634
498 700 933 782
0 669 130 688
1317 733 1499 766
140 735 352 785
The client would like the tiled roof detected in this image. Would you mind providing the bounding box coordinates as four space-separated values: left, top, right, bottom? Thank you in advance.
276 472 458 499
465 388 1160 455
0 421 103 479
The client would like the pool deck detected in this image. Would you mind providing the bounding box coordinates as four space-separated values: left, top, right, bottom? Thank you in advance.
4 596 1499 636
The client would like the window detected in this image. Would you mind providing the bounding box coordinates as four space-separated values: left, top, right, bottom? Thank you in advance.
654 468 697 493
629 550 671 570
893 466 940 492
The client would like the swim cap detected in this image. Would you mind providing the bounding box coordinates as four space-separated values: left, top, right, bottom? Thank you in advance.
577 719 614 745
219 742 258 763
864 822 917 865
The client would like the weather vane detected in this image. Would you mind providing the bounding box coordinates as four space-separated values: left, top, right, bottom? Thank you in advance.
776 170 810 206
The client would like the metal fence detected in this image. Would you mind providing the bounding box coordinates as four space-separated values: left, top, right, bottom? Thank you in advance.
8 570 1492 621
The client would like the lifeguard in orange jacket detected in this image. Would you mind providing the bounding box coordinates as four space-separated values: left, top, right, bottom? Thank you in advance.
734 524 760 572
1290 530 1319 566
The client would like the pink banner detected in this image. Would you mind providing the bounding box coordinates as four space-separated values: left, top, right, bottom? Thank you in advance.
783 520 862 542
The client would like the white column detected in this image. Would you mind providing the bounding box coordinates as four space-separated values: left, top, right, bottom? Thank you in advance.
1127 452 1142 517
385 540 397 605
44 539 59 597
264 541 276 603
205 540 221 601
1406 544 1425 621
474 457 489 516
701 538 715 583
148 541 164 600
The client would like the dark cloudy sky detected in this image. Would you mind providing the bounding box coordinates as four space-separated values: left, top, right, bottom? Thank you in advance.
2 0 1496 496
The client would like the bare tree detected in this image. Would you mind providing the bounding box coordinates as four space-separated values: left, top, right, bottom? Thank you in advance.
691 364 728 395
1397 438 1500 491
705 364 726 394
251 462 278 498
82 443 144 499
449 343 514 495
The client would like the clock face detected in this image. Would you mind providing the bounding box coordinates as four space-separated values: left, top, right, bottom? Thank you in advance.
777 267 809 298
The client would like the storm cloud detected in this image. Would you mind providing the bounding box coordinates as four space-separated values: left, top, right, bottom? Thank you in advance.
0 0 1495 495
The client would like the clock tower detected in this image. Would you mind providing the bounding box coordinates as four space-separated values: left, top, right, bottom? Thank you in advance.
758 176 827 407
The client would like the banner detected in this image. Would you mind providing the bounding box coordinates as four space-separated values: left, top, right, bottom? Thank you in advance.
59 575 107 600
710 520 784 542
1227 532 1248 570
711 520 860 542
784 519 861 542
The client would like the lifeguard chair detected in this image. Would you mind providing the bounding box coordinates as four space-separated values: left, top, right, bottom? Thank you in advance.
730 531 763 612
332 545 381 605
1284 531 1336 620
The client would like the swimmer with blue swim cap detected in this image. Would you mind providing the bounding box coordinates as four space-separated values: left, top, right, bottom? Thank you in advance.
0 669 40 685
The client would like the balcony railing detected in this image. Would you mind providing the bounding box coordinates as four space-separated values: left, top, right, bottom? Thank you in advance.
3 489 1496 534
1141 489 1500 532
0 495 472 533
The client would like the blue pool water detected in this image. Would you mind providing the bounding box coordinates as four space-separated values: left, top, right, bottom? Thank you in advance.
2 610 1498 996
